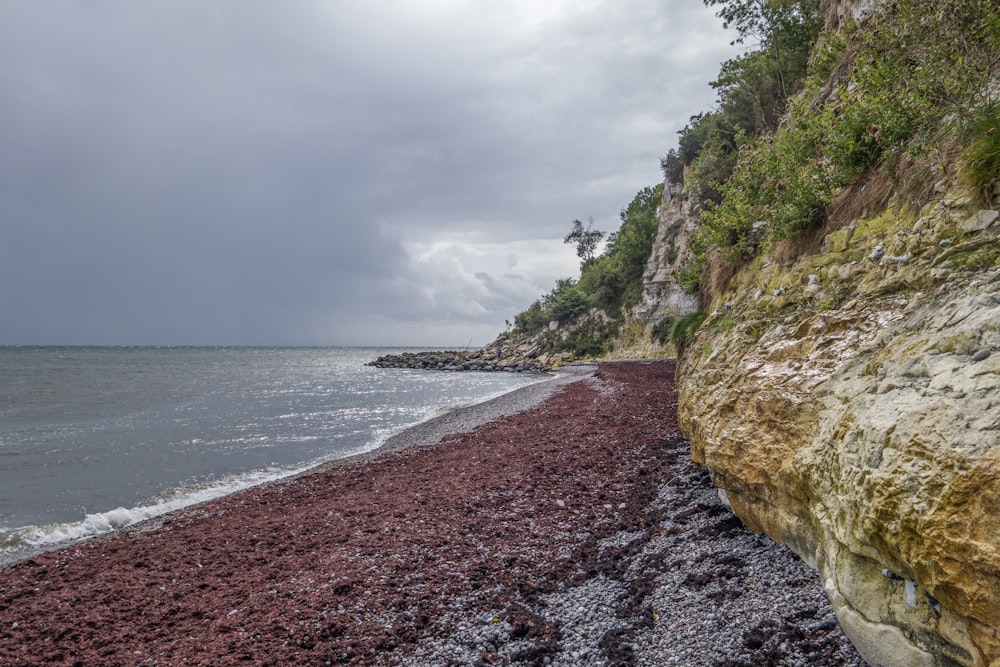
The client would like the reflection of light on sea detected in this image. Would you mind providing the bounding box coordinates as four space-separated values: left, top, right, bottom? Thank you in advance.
0 347 548 566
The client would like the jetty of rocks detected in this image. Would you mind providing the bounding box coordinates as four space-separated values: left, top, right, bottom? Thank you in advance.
368 332 580 373
367 349 552 373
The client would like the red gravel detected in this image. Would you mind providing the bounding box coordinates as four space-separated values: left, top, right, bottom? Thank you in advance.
0 361 681 666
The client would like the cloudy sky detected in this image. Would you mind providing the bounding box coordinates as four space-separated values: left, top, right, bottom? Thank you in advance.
0 1 738 346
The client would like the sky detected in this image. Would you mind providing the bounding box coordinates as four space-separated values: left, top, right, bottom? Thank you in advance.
0 1 739 347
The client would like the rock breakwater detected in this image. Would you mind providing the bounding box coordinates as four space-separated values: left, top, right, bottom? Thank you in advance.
368 338 575 373
368 349 550 373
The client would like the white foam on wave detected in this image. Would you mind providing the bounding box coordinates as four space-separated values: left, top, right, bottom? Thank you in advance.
0 418 430 565
0 466 284 558
0 455 356 564
0 374 548 565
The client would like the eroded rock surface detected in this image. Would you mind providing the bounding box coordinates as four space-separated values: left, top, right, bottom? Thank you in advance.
677 184 1000 665
636 193 699 327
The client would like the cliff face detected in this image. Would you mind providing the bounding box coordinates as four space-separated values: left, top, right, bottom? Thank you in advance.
674 170 1000 665
641 0 1000 662
607 190 699 359
823 0 882 27
627 1 887 341
635 190 699 326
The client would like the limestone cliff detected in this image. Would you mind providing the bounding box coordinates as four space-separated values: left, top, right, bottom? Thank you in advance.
646 0 1000 662
635 190 699 327
823 0 882 27
675 172 1000 665
607 190 700 359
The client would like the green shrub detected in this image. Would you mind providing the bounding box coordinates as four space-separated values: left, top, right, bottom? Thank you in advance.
577 185 663 315
561 318 617 357
670 311 707 356
511 185 663 338
680 0 999 296
513 300 547 333
542 278 588 324
960 101 1000 207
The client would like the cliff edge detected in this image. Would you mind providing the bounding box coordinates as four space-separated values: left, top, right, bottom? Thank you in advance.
676 175 1000 665
657 0 1000 662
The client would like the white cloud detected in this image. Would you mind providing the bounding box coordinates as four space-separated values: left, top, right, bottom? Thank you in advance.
394 235 580 334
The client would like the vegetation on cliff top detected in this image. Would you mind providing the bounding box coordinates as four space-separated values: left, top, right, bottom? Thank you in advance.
510 184 663 356
505 0 998 358
678 0 1000 298
509 0 829 359
663 0 823 208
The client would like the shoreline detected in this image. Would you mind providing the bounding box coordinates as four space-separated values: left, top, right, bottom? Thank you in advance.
0 361 863 665
0 366 579 566
126 365 594 543
322 363 597 467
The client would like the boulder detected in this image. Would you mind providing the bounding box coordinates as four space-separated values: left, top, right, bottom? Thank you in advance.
366 346 552 373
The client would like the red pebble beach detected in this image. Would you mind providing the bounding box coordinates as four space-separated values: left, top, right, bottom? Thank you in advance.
0 361 862 666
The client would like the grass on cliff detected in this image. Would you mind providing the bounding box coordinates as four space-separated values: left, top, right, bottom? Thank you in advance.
679 0 1000 299
960 101 1000 208
670 311 708 356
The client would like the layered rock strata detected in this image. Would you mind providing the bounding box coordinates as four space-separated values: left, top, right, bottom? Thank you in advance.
676 181 1000 665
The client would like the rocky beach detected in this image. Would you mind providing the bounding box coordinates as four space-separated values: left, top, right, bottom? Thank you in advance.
0 361 864 666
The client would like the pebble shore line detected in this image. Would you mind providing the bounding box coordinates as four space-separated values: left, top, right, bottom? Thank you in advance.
0 361 865 666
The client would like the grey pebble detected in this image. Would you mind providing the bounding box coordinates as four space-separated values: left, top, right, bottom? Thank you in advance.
396 438 866 667
972 349 992 362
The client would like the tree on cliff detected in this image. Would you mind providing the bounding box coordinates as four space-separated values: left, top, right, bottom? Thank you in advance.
705 0 821 101
669 0 821 205
511 184 663 354
564 218 606 270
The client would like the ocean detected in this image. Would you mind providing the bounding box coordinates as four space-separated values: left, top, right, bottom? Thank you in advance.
0 346 546 565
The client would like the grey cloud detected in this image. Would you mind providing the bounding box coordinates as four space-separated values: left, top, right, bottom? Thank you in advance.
0 0 738 345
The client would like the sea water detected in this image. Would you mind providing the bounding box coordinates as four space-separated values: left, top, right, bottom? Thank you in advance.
0 346 545 564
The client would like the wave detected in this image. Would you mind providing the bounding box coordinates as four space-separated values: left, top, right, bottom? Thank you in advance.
0 370 548 566
0 404 458 564
0 440 377 566
0 467 281 563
